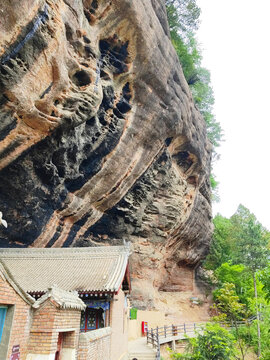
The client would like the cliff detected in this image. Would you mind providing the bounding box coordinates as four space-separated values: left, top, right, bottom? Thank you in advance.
0 0 213 307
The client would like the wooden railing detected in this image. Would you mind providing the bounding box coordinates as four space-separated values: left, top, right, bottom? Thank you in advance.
147 323 205 360
146 320 254 360
147 327 160 360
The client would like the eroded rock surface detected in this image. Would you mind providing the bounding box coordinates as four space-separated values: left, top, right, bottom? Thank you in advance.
0 0 213 307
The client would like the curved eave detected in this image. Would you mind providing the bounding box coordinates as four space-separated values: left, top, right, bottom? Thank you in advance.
105 252 129 293
0 260 35 305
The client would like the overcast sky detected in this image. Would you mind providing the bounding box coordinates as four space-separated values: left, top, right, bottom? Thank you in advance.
196 0 270 229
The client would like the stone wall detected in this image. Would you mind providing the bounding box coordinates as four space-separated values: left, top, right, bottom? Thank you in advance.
78 327 111 360
0 275 32 360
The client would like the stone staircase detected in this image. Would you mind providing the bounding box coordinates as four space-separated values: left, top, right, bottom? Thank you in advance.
128 337 157 360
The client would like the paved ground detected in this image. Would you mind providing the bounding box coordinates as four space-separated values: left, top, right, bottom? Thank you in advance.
128 337 157 356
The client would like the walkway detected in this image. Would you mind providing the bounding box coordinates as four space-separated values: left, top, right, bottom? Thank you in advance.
159 323 204 345
147 322 206 358
147 321 250 359
128 337 157 360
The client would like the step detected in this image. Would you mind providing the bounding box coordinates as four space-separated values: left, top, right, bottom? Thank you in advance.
128 337 157 360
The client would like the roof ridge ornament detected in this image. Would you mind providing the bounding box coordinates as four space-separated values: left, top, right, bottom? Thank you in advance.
33 284 86 310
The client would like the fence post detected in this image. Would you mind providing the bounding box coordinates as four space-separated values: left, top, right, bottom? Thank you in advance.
151 328 154 347
157 336 160 360
184 323 186 334
164 325 166 338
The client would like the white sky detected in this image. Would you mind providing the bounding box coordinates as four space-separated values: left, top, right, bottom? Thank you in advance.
196 0 270 229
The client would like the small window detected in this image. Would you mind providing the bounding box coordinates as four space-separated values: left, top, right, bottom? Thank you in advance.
0 307 7 343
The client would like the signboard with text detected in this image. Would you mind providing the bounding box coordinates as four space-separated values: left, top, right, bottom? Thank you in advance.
10 345 20 360
10 353 20 360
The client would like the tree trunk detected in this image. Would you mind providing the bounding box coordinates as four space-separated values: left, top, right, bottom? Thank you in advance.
253 272 261 359
234 319 245 360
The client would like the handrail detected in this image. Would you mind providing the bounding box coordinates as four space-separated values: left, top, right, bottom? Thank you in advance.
147 322 206 360
146 319 255 360
147 323 205 339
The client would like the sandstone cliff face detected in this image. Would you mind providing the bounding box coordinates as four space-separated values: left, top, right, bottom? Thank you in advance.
0 0 212 306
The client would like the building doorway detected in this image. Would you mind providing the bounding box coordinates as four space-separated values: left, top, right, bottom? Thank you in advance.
54 332 63 360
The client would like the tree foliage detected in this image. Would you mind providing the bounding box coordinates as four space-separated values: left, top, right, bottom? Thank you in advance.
260 266 270 302
214 283 246 323
213 283 249 359
170 323 236 360
166 0 201 40
165 0 223 154
209 174 220 202
230 205 269 272
204 215 234 270
204 205 270 358
165 0 223 202
205 205 270 272
214 263 253 305
250 305 270 358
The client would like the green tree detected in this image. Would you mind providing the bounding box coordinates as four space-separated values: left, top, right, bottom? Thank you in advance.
260 265 270 303
245 300 270 359
205 206 270 272
170 323 236 359
230 205 269 358
209 174 220 202
165 0 223 158
166 0 201 40
203 206 270 358
255 305 270 359
214 283 248 359
166 0 224 202
231 206 269 273
204 214 234 270
214 263 253 306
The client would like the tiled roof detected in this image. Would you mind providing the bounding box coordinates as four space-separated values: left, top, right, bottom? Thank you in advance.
33 285 86 310
0 245 130 294
0 261 35 305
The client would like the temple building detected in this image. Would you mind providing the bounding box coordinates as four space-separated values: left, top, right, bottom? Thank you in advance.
0 245 131 360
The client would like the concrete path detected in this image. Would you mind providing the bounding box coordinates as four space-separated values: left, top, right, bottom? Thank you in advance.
128 337 157 360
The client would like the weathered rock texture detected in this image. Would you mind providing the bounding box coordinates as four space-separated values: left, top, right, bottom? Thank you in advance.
0 0 212 306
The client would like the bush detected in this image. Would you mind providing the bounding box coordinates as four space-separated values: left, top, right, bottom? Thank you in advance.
170 323 236 359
